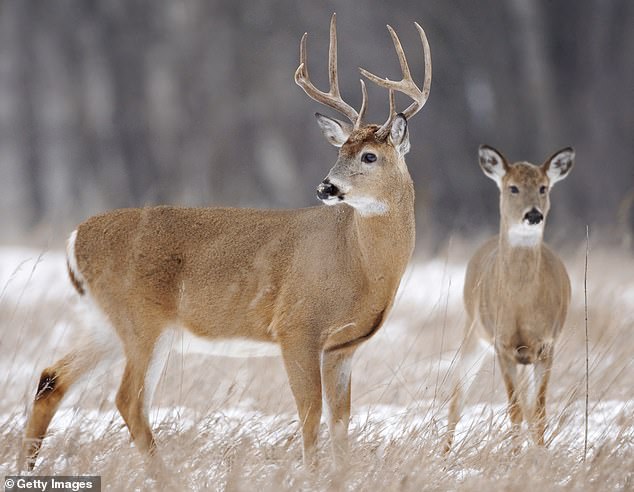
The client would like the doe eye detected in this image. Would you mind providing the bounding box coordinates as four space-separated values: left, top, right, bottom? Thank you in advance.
509 185 519 194
361 152 377 164
539 185 547 194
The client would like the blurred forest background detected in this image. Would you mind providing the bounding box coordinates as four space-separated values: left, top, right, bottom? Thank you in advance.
0 0 632 248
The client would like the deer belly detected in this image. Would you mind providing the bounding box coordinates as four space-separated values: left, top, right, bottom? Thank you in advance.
173 328 281 358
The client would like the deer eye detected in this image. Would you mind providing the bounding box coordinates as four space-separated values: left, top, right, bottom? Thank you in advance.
509 185 519 194
361 152 377 164
539 185 547 194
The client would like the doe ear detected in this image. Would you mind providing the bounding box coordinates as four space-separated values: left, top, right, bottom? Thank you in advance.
478 144 509 188
389 113 410 155
315 113 352 148
543 147 574 186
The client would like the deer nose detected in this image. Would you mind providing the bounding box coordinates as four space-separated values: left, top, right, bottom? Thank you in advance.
316 180 341 200
524 208 544 225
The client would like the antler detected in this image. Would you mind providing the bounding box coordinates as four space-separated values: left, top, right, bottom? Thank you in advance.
295 13 368 129
360 22 432 139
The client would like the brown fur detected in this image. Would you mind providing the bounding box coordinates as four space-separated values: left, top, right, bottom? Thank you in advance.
446 146 574 451
339 125 382 157
22 361 72 469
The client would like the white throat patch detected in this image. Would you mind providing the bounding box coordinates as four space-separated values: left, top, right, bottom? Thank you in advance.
320 196 341 206
507 222 543 248
343 196 389 217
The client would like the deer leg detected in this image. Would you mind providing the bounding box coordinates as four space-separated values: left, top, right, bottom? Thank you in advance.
321 348 354 465
532 348 553 445
497 352 523 433
280 337 322 468
446 324 491 453
115 328 172 455
116 363 155 454
22 335 121 470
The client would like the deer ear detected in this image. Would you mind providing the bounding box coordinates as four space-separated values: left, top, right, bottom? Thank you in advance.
389 114 410 155
543 147 574 186
315 113 352 148
479 145 508 188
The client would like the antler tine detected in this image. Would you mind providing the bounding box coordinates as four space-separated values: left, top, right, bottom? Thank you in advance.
355 79 368 129
373 89 396 139
294 13 360 125
359 22 432 137
409 22 432 119
328 13 341 98
387 25 412 82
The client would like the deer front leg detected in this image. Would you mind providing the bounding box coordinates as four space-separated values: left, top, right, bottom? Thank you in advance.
280 336 323 468
532 347 553 445
497 352 523 433
321 348 354 465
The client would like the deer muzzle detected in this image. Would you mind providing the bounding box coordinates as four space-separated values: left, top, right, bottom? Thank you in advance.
524 208 544 225
317 180 343 202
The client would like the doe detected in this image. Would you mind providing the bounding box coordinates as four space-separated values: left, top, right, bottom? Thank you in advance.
22 14 431 469
445 145 574 450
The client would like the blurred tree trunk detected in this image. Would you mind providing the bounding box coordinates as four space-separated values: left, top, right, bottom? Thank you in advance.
14 1 43 227
509 0 559 156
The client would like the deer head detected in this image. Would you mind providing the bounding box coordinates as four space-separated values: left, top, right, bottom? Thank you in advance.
479 145 575 246
295 13 431 217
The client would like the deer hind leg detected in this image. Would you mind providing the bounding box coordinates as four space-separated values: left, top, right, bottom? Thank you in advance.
321 348 354 465
531 348 553 445
115 327 173 455
446 324 492 453
280 336 322 468
22 334 121 470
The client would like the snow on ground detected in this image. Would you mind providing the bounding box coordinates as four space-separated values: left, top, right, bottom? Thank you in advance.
4 397 631 471
1 245 633 477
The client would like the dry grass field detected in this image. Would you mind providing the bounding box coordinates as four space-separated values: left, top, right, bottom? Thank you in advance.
0 238 632 491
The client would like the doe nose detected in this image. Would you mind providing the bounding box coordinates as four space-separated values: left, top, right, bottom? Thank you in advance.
524 208 544 225
316 180 340 200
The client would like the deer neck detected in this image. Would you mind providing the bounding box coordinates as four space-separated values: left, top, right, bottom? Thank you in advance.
497 218 543 283
351 180 415 287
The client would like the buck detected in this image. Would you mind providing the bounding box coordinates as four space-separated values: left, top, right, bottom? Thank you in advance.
445 145 574 451
22 14 431 469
